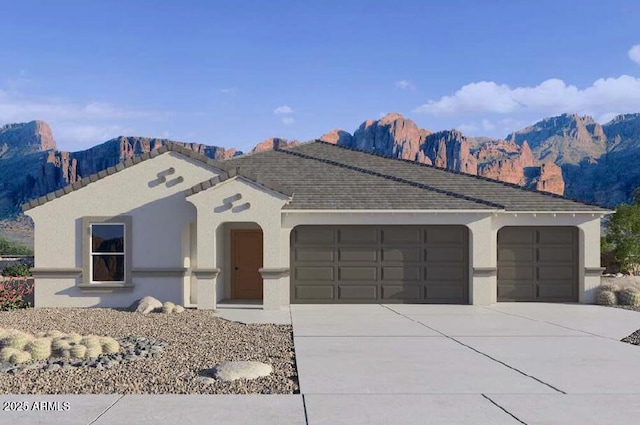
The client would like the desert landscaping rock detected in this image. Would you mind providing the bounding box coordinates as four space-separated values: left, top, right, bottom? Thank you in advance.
0 308 297 394
130 296 163 314
204 361 274 382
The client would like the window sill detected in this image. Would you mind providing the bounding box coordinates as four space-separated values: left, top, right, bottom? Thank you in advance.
78 284 134 292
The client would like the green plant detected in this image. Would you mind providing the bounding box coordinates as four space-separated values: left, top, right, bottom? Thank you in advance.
598 283 620 293
51 338 72 358
619 287 640 306
605 198 640 275
99 337 120 354
24 338 52 360
84 344 102 358
0 236 33 256
0 279 34 310
80 336 101 348
1 263 32 277
162 301 175 314
173 305 185 314
596 290 617 306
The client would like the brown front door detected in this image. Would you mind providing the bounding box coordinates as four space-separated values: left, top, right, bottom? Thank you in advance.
231 229 263 299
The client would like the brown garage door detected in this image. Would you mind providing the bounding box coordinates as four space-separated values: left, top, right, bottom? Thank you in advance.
497 226 578 302
290 225 469 304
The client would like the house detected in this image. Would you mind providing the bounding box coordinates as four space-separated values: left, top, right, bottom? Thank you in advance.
22 141 611 310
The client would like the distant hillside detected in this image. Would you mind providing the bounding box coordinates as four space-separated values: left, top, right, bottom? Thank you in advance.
2 112 640 246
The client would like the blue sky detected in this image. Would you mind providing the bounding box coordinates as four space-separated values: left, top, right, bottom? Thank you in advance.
1 0 639 152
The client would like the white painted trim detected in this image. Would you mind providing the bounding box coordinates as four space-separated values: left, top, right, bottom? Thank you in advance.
497 211 613 215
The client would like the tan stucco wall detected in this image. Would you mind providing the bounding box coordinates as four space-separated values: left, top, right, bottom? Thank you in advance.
25 152 220 307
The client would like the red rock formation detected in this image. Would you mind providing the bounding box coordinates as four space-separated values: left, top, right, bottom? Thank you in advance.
534 162 565 195
251 138 300 153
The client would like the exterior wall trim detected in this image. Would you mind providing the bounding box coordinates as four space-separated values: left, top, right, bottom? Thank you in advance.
131 268 188 277
77 284 135 292
192 268 220 279
31 268 82 278
259 268 290 279
473 267 497 277
585 267 606 276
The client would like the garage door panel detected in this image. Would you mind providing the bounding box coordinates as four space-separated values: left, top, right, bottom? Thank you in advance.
426 227 465 244
295 248 335 262
426 284 466 302
338 248 377 262
381 247 421 262
338 285 378 300
381 285 422 301
296 267 334 281
537 265 574 281
425 247 465 262
497 283 535 301
295 285 334 301
498 226 577 303
426 265 465 281
338 266 377 281
381 228 422 244
295 228 335 244
498 265 534 280
537 228 575 245
291 225 468 304
498 247 534 262
382 266 422 281
538 282 575 300
338 228 377 244
537 247 574 263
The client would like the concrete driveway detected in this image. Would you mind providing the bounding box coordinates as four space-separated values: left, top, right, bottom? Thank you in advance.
3 303 640 424
292 303 640 424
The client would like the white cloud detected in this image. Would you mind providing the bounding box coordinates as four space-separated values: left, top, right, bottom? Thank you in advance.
281 117 295 126
395 80 415 90
220 88 237 95
629 45 640 66
274 105 293 115
413 76 640 117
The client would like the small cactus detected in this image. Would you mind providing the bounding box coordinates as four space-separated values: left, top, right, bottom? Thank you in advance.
63 333 83 344
173 305 185 314
0 332 33 350
80 336 101 348
619 287 640 306
44 330 65 339
99 337 120 354
598 283 620 294
8 350 31 364
24 338 52 361
162 301 175 314
85 345 102 358
70 344 87 359
596 290 617 306
0 347 20 362
51 338 72 358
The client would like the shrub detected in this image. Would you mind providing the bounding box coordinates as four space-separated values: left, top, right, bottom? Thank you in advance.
619 287 640 306
0 279 34 310
596 290 617 306
1 263 32 277
0 236 33 256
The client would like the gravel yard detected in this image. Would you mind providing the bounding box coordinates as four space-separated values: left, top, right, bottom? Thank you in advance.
0 308 298 394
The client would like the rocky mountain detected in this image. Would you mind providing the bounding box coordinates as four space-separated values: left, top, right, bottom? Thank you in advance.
2 112 640 247
321 113 562 194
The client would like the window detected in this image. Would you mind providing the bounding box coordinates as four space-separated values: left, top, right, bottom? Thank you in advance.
82 216 132 287
90 223 125 282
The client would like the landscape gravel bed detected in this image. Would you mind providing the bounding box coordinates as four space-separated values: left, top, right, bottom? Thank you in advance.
0 308 298 394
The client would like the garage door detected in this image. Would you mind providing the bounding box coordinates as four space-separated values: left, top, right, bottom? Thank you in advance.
290 225 469 304
497 226 578 302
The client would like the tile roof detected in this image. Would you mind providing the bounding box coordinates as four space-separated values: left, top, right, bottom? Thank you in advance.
22 139 611 213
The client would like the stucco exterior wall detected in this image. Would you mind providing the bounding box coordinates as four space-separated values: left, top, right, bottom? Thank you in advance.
186 177 290 309
25 152 220 308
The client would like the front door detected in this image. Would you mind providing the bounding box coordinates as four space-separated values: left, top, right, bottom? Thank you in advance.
231 229 263 299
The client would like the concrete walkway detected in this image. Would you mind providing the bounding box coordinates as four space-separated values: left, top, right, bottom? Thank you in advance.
2 303 640 424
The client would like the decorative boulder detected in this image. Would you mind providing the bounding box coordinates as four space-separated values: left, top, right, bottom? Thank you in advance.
201 361 273 382
130 296 163 314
